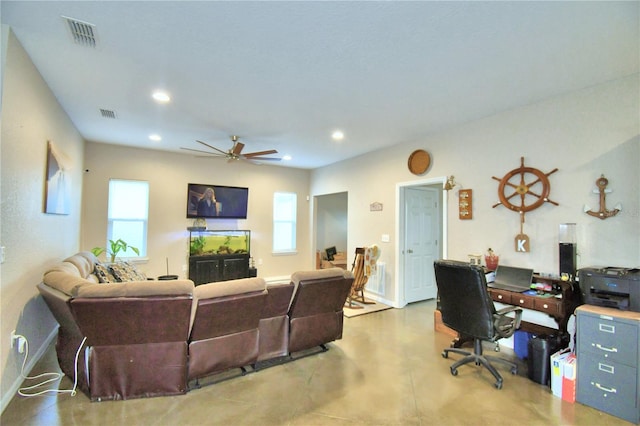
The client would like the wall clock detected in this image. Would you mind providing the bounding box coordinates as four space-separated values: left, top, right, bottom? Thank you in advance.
407 150 431 175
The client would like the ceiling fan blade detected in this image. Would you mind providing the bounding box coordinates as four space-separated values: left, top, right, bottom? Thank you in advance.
232 142 245 156
245 156 281 161
196 140 228 155
243 149 278 158
180 147 226 156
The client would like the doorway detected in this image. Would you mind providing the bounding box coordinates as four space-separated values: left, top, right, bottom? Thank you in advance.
395 177 447 307
315 192 348 268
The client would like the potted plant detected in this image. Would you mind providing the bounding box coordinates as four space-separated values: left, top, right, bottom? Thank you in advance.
190 236 206 255
91 239 140 263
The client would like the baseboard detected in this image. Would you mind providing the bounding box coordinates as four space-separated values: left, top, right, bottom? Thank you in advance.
361 291 394 307
0 328 57 414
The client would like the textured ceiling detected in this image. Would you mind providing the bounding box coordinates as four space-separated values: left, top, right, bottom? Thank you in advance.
2 1 638 169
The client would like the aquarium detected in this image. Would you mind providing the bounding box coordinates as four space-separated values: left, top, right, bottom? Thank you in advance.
189 229 250 256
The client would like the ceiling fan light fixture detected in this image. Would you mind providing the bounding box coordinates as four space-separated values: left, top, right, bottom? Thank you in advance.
149 134 162 142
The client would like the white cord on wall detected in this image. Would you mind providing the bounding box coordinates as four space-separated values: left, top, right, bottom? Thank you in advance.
15 334 87 398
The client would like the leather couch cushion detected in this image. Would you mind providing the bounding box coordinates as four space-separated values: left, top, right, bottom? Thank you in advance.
43 265 95 297
290 268 349 305
291 268 345 286
76 280 194 298
195 277 266 300
63 251 98 278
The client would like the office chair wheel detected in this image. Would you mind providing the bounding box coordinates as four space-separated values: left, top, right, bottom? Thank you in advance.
511 366 517 375
450 367 458 376
442 351 448 359
495 380 503 390
494 344 500 352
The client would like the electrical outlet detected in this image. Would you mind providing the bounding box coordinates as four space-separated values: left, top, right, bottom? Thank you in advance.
10 331 26 354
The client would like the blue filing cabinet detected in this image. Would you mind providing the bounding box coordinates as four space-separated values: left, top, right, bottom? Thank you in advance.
576 305 640 424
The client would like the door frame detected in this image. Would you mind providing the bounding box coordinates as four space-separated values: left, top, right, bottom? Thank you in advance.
394 177 448 308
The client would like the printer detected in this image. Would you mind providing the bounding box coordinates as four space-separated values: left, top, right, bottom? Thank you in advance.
579 267 640 312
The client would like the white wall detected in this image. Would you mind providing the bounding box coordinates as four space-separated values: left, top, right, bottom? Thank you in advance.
82 142 312 279
0 29 85 410
311 75 640 306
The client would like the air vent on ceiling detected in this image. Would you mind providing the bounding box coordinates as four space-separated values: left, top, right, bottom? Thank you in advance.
100 109 117 119
62 16 97 48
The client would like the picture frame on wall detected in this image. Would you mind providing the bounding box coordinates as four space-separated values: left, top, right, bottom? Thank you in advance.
44 141 70 215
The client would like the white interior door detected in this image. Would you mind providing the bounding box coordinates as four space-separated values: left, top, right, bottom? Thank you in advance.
403 186 439 303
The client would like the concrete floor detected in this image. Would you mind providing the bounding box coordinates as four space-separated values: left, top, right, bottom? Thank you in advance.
1 299 630 425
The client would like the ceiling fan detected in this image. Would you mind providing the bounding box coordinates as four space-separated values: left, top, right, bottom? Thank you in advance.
181 135 280 163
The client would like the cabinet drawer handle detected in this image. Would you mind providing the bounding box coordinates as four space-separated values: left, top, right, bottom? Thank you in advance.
497 294 503 300
519 299 525 304
595 383 617 393
595 343 618 353
543 303 548 309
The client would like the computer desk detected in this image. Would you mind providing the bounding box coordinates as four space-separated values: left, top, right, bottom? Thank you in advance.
489 275 581 334
448 274 582 348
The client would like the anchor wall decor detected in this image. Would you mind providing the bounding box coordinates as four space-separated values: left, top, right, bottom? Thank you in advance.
584 174 621 220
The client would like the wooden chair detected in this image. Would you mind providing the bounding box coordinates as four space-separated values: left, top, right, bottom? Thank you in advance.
345 247 376 309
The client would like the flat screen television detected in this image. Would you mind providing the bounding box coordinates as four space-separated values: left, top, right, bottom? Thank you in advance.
187 183 249 219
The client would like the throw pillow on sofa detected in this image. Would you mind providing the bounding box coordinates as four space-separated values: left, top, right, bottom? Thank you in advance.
109 261 147 282
94 263 117 283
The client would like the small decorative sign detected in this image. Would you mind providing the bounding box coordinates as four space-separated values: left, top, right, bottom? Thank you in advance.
370 202 383 212
515 233 530 253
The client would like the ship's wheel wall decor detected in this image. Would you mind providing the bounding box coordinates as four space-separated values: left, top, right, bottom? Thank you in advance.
492 157 558 252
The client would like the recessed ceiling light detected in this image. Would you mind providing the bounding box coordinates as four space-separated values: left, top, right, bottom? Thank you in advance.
152 90 171 103
283 155 292 161
332 130 344 141
149 134 162 142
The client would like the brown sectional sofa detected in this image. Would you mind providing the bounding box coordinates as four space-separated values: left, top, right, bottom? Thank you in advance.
37 251 353 401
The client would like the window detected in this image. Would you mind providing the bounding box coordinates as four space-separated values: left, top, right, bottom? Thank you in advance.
107 179 149 258
273 192 297 253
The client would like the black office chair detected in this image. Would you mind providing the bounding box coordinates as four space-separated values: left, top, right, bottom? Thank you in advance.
434 259 523 389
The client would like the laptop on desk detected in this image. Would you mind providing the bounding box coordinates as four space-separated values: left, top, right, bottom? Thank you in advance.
487 265 534 293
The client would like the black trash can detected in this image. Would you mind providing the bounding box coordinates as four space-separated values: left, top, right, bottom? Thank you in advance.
527 334 566 386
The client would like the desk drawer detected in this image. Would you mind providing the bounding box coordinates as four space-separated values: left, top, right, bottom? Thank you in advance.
533 297 561 316
512 294 534 309
489 289 512 304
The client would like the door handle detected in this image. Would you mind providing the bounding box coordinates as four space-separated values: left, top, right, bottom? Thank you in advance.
407 249 413 253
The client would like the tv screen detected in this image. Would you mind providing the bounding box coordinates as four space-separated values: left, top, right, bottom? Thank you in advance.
187 183 249 219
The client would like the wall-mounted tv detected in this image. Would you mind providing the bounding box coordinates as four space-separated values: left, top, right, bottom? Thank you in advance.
187 183 249 219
